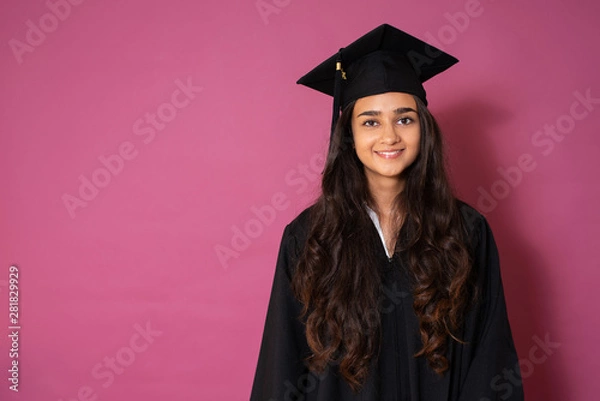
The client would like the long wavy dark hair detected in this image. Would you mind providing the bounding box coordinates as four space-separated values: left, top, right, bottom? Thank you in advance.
291 95 476 392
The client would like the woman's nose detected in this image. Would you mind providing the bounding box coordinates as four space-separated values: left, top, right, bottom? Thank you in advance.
381 122 399 144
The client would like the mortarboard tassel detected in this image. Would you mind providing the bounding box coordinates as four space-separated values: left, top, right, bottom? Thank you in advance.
330 48 346 147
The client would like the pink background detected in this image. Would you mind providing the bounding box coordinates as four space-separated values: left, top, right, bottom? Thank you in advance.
1 0 599 400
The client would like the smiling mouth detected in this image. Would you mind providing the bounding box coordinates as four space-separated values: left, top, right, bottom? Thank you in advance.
375 149 404 158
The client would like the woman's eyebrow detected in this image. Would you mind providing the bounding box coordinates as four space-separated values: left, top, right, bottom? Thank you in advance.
356 110 381 117
356 107 418 118
394 107 418 114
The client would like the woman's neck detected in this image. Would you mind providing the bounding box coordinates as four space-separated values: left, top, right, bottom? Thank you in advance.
366 176 406 257
367 177 405 215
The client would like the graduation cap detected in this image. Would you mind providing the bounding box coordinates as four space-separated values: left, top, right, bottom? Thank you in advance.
297 23 459 142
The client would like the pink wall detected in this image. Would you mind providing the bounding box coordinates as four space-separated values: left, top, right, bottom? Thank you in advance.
1 0 598 400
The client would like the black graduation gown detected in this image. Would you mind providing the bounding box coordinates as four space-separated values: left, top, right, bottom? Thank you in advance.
250 202 525 401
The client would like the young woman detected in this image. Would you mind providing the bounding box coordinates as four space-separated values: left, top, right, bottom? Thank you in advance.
250 24 524 401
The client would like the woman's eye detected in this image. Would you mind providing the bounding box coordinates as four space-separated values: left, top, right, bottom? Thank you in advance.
397 117 413 126
363 120 379 127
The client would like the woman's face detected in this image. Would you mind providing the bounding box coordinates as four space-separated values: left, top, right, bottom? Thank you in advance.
351 92 421 189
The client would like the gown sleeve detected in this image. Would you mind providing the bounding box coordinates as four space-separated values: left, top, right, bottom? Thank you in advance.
250 222 311 401
457 212 525 401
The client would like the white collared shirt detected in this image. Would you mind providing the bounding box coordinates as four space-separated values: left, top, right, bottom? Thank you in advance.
365 205 392 259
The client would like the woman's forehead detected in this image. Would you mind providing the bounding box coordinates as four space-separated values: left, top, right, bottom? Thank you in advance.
353 92 417 113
